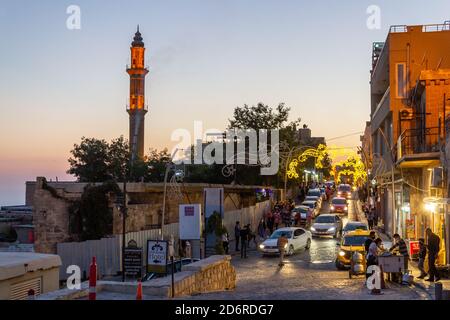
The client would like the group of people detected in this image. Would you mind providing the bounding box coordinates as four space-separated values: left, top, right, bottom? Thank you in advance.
233 221 258 259
363 228 442 283
362 204 379 230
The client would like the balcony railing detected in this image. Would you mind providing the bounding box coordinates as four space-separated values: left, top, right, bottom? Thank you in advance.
399 126 441 158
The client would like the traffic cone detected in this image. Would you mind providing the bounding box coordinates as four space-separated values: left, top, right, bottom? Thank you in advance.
136 280 143 300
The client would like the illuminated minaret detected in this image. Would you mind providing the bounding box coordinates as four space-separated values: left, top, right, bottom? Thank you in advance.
127 26 149 162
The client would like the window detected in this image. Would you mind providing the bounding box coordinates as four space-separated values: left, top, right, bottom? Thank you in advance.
294 229 305 237
396 63 407 98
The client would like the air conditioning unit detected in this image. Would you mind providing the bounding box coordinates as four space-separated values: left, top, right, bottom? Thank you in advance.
400 108 414 120
431 167 443 188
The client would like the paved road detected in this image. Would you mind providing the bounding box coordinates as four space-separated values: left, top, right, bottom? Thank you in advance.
184 195 430 300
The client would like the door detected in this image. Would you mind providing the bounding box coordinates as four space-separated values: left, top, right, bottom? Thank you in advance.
294 229 306 248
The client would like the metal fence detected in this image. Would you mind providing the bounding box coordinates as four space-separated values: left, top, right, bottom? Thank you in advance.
57 223 179 280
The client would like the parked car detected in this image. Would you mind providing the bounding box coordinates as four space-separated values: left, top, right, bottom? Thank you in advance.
337 184 352 199
259 227 312 256
305 195 322 209
142 258 200 282
330 197 348 214
335 230 372 270
292 205 313 225
310 214 343 238
301 200 319 218
342 221 368 235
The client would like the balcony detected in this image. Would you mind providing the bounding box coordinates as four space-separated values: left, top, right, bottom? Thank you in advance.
397 127 442 168
371 87 390 134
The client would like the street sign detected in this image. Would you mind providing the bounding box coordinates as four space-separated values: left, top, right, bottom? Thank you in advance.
147 240 168 273
124 241 143 278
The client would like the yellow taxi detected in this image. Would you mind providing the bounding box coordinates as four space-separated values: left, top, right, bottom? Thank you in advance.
335 229 372 270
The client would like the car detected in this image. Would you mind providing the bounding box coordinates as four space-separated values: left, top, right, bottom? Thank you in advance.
335 230 372 270
142 258 200 281
337 184 352 199
292 205 313 224
310 214 343 238
305 195 322 208
301 200 319 218
330 197 348 214
307 188 323 200
259 227 312 256
319 188 327 200
342 221 368 235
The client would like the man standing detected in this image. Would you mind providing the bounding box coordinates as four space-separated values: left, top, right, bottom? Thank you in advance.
365 231 376 255
277 233 288 267
390 234 410 272
425 228 441 282
234 221 241 252
240 225 249 259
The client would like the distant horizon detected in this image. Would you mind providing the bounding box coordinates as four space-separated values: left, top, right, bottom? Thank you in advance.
2 0 450 205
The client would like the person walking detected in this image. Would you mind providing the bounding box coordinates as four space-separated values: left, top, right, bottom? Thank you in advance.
277 233 288 267
234 221 241 252
239 225 249 259
222 232 229 255
417 238 427 279
267 212 274 235
425 228 441 282
373 209 378 228
257 219 266 241
367 210 374 230
389 234 410 273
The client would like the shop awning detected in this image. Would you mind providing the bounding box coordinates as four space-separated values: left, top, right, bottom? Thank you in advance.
396 152 441 168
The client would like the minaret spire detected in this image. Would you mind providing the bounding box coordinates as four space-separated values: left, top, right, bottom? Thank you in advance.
127 27 149 162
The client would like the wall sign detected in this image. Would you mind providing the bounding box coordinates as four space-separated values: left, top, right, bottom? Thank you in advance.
124 240 143 278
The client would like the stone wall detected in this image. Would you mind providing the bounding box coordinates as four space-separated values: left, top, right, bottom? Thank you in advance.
33 178 71 253
38 255 236 299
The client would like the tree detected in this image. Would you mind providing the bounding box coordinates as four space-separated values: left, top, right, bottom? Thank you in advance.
67 137 111 182
108 136 130 180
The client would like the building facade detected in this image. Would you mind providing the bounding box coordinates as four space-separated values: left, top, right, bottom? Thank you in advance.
369 22 450 266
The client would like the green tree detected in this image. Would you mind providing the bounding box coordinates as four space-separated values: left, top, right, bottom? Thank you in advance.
68 137 111 182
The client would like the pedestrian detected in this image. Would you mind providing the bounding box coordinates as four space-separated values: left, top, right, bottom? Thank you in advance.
274 211 281 230
364 231 376 255
234 221 241 252
222 232 229 254
258 219 266 241
366 237 382 279
367 210 374 230
240 225 249 259
277 233 288 267
246 224 257 248
373 209 378 227
267 212 274 235
425 228 441 282
417 238 427 279
389 234 410 273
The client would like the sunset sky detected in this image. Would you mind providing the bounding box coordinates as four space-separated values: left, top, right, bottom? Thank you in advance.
1 0 450 205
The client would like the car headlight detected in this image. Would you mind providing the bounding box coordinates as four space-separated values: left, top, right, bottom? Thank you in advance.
344 206 348 210
328 227 336 232
310 226 316 231
284 243 288 249
331 206 335 210
339 251 346 257
259 244 265 249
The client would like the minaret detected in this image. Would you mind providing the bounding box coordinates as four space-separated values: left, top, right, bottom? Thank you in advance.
127 26 149 162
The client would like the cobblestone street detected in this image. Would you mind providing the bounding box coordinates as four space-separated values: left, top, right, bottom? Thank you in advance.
184 198 431 300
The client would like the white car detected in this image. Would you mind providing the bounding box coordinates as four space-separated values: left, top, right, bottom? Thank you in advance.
310 214 343 238
304 195 322 209
259 227 312 256
301 200 320 218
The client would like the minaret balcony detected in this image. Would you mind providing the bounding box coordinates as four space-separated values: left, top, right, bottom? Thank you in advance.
126 104 148 112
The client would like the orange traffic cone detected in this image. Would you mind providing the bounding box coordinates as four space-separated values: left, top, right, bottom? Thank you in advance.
136 280 143 300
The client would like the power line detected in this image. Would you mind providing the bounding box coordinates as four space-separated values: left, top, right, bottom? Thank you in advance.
326 131 364 142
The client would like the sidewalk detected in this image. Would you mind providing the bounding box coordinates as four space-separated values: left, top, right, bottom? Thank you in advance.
355 200 450 299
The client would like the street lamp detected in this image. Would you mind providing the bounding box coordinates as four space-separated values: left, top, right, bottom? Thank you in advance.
114 186 127 283
161 148 182 240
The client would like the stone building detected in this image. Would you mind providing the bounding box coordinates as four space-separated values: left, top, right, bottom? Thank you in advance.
28 177 278 254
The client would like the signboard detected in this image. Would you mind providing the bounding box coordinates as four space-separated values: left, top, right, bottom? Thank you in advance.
147 240 168 273
179 204 202 240
408 240 420 259
203 188 224 256
124 240 143 278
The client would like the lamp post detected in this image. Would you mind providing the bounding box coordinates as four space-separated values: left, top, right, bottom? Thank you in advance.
377 127 397 236
115 181 128 283
161 148 182 240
